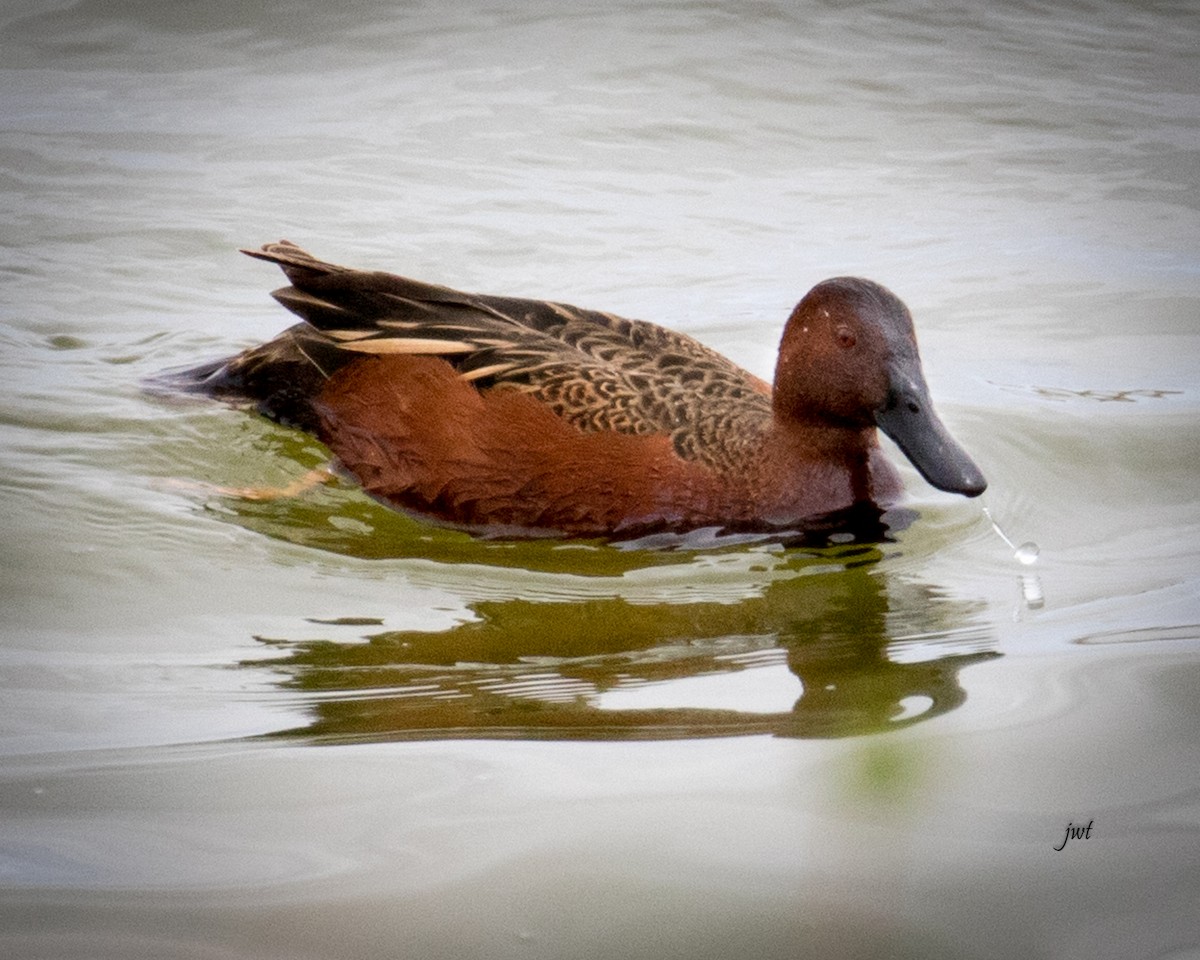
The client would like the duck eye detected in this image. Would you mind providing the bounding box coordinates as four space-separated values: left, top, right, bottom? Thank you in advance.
836 326 856 348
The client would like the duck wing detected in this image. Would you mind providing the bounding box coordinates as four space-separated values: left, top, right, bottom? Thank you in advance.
237 241 775 471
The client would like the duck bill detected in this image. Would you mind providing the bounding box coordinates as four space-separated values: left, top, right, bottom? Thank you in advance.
875 374 987 497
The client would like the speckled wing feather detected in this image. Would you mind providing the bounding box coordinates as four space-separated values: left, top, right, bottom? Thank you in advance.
240 241 775 472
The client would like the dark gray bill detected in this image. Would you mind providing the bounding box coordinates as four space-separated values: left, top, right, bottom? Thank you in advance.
875 376 987 497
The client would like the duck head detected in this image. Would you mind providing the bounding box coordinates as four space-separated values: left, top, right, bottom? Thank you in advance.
772 277 987 497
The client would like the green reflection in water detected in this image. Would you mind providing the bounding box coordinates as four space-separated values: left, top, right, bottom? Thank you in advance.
843 739 930 806
241 545 995 743
181 415 998 743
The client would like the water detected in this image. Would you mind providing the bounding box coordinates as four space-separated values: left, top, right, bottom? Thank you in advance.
2 0 1199 957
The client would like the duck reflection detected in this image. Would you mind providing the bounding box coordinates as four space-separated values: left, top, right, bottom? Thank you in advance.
241 530 996 742
196 427 997 741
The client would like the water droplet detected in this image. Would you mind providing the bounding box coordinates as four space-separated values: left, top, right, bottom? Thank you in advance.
1021 572 1044 609
983 507 1039 567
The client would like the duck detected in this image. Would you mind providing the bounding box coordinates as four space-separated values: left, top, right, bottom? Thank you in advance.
168 241 986 539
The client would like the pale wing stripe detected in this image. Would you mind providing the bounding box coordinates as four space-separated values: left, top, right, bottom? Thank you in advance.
277 290 349 313
338 338 475 355
459 362 519 382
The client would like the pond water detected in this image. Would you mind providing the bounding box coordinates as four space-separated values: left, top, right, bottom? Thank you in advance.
2 0 1199 957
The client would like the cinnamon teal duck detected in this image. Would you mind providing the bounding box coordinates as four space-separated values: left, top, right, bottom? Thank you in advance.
169 241 986 538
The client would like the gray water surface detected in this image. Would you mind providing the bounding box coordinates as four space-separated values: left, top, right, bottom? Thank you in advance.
2 1 1199 958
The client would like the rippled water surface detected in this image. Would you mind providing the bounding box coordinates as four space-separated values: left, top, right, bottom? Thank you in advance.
3 1 1199 957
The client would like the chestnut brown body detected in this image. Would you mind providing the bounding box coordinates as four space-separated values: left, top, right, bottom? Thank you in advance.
170 241 985 537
